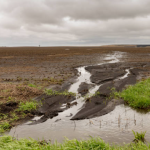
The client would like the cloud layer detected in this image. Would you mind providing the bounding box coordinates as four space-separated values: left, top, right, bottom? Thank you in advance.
0 0 150 46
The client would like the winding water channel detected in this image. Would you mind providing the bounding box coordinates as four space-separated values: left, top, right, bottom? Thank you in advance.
9 52 150 144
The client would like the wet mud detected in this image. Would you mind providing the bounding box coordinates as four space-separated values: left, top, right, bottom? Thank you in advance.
33 61 150 122
32 94 75 123
71 62 150 120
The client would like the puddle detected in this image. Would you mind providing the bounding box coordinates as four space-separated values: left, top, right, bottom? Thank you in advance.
8 51 149 144
9 104 150 144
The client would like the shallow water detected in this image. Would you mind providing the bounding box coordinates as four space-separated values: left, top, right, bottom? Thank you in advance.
9 51 150 144
9 104 150 144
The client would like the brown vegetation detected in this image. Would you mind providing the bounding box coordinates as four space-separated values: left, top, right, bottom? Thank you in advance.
0 83 43 132
0 83 42 104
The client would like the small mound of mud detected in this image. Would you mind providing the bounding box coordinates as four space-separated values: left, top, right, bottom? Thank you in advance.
0 101 18 113
78 82 95 96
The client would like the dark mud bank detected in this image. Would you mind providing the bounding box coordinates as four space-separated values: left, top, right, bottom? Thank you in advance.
33 94 75 123
71 62 150 120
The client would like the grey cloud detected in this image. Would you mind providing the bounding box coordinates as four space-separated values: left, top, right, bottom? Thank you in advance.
1 0 150 24
44 0 150 20
1 0 150 46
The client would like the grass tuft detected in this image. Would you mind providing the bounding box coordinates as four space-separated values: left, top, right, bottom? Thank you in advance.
16 101 38 112
0 122 11 133
113 78 150 109
132 130 146 143
28 84 37 88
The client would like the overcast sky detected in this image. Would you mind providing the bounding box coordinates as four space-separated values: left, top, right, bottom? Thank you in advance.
0 0 150 46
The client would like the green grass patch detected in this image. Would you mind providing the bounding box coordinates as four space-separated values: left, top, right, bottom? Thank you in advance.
0 136 150 150
28 83 42 90
0 122 11 133
0 100 39 133
114 78 150 109
132 130 146 143
28 84 37 88
16 101 38 112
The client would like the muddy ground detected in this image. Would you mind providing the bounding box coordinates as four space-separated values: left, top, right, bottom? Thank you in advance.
1 46 150 125
72 62 150 120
